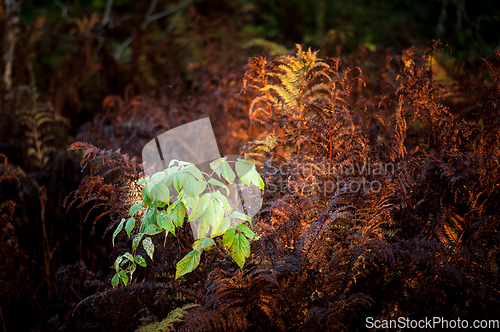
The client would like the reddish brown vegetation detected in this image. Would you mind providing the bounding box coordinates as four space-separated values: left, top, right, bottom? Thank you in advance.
56 42 500 331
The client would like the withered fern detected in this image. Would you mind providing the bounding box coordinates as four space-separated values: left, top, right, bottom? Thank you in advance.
65 141 143 233
63 43 500 331
180 267 290 332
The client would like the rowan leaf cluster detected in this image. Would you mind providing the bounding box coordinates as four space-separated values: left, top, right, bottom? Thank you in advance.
111 157 263 286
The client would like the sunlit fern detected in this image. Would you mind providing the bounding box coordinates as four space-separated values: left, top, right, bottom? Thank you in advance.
243 45 334 156
430 50 466 102
260 44 332 120
430 50 465 88
15 86 59 168
135 303 199 332
438 209 466 243
239 133 279 163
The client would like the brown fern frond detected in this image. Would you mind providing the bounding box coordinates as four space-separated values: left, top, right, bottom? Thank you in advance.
66 142 143 232
180 268 289 331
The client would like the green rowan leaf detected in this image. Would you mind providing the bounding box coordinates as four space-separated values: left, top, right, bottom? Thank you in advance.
188 196 208 222
181 171 206 197
200 237 216 250
173 172 182 193
140 208 157 233
147 181 170 207
142 186 153 207
112 218 126 246
210 157 235 183
209 158 224 177
208 178 230 195
111 273 120 287
223 227 236 248
192 239 202 251
204 193 224 228
197 216 211 239
144 223 162 236
130 203 144 217
119 270 129 286
125 217 135 238
181 192 199 213
137 176 150 185
164 167 178 187
151 171 167 183
125 262 136 277
212 191 232 212
113 255 124 271
183 164 204 181
157 210 175 236
134 255 147 267
166 165 179 175
123 252 134 262
232 211 251 223
175 250 201 280
192 193 225 238
143 237 154 261
212 216 230 238
235 158 264 189
230 233 250 269
168 200 186 227
236 224 259 240
132 233 144 251
143 207 156 222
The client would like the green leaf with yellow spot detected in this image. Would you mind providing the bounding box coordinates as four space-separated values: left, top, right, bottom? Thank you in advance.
175 250 201 280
